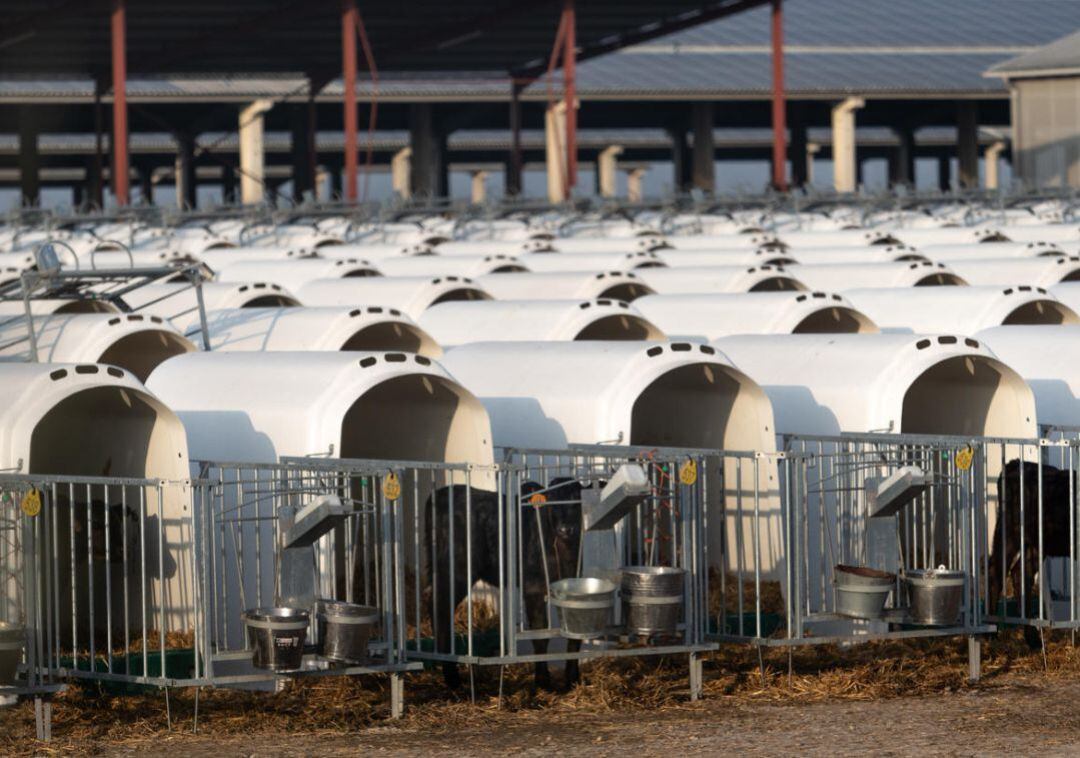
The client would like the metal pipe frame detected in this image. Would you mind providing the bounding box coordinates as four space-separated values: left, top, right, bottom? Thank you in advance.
110 0 129 206
341 0 359 202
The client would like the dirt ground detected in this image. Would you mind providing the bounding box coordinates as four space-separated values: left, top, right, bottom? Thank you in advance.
42 675 1080 757
6 634 1080 756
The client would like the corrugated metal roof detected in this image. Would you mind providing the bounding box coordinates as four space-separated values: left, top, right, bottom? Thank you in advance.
0 1 1073 101
552 0 1080 98
987 29 1080 79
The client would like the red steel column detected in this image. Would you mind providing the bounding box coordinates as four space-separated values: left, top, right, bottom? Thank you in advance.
563 0 577 193
110 0 130 205
342 0 359 202
770 0 787 191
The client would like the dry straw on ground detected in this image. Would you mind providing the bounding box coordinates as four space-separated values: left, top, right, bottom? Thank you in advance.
3 628 1080 754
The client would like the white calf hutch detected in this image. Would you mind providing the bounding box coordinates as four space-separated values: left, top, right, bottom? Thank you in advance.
147 351 493 467
214 258 382 290
193 306 442 356
843 286 1080 334
120 281 302 333
518 251 667 273
712 333 1036 438
947 257 1080 287
418 299 664 346
476 271 655 301
636 265 806 294
296 276 492 319
634 292 877 341
375 254 527 277
0 313 196 382
440 339 782 588
0 362 195 710
788 261 967 290
975 325 1080 427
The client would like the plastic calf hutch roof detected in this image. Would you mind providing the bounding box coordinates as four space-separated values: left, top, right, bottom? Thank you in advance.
976 325 1080 428
476 271 655 301
214 258 383 289
636 265 807 294
0 312 195 383
789 261 967 290
296 276 492 320
634 291 877 341
947 257 1080 287
376 254 528 277
440 339 775 454
146 351 494 476
843 286 1079 334
418 299 664 346
120 281 302 331
196 306 442 358
713 333 1037 438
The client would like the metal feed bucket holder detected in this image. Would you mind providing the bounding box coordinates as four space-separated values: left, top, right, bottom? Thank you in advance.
549 577 617 639
242 608 310 671
833 565 895 620
621 566 686 636
316 599 379 664
905 568 966 626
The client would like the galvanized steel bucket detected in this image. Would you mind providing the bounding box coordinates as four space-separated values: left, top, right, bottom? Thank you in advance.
315 599 379 664
0 623 23 686
550 577 617 640
621 566 686 635
905 567 965 626
834 564 895 620
242 607 310 671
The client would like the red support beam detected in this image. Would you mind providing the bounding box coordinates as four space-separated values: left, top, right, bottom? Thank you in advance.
563 0 578 193
770 0 787 191
341 0 359 202
110 0 129 206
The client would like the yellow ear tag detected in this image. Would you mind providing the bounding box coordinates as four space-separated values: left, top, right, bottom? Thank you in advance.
529 493 548 506
679 459 698 486
382 473 401 501
954 446 974 471
21 489 41 518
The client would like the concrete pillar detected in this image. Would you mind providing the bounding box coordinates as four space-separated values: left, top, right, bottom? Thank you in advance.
938 156 951 191
691 102 715 192
626 167 646 203
806 143 820 185
545 100 569 203
409 104 448 199
889 126 915 188
957 102 979 189
470 170 489 204
18 109 39 207
315 167 330 201
597 145 623 198
985 140 1006 190
831 96 864 193
175 133 197 209
667 124 691 192
790 120 808 187
391 147 412 200
239 98 273 204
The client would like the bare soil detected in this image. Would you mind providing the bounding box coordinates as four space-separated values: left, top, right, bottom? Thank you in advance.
6 633 1080 756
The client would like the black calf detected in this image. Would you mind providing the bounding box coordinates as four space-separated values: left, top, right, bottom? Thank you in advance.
425 477 584 690
989 459 1075 646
